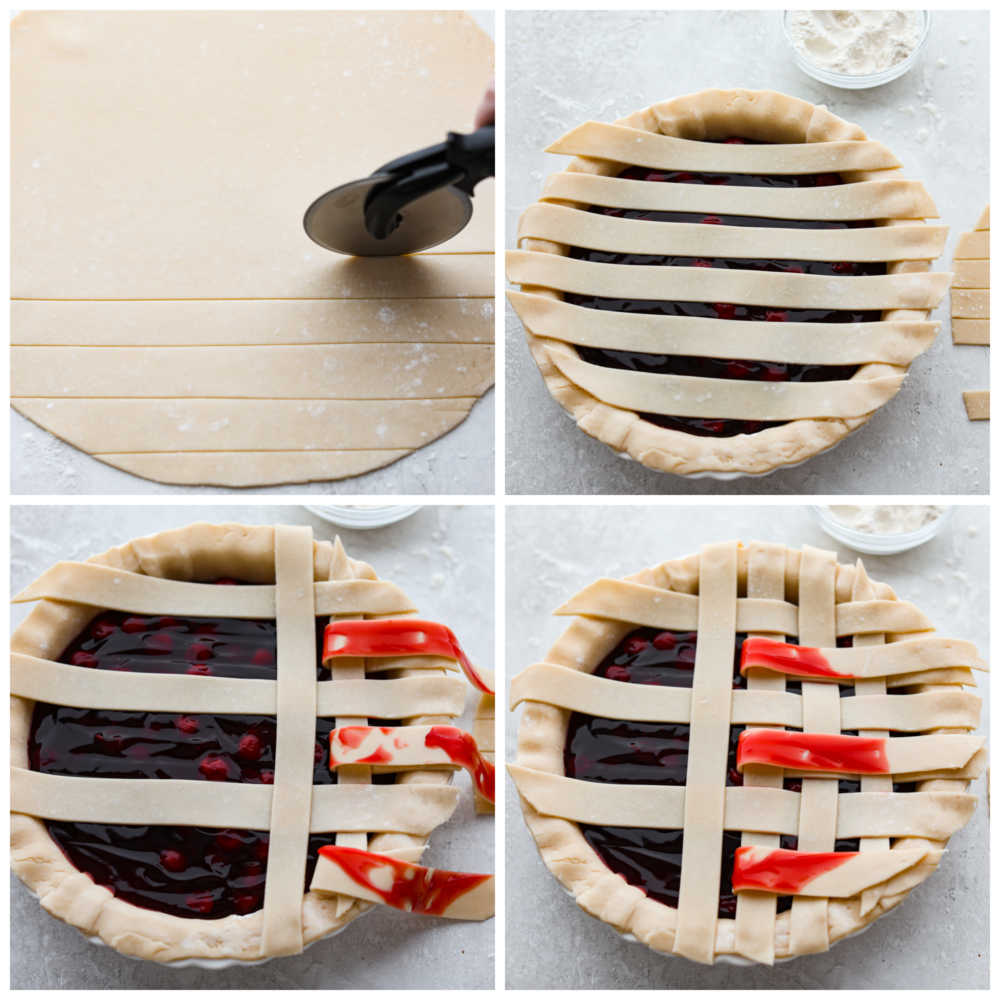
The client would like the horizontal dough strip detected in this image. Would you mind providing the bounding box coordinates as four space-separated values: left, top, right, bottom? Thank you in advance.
13 562 415 617
13 398 479 455
952 319 990 345
506 250 952 309
554 579 934 636
540 171 938 221
11 652 466 718
546 122 901 174
512 663 982 731
549 347 903 420
11 344 495 400
91 450 418 488
14 252 496 301
963 390 990 420
954 231 989 259
952 260 990 289
518 203 948 262
951 289 989 319
12 767 460 835
10 298 496 347
508 764 975 840
508 291 937 365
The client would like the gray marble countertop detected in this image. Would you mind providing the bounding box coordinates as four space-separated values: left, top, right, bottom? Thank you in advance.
505 504 989 988
11 503 495 989
505 9 989 495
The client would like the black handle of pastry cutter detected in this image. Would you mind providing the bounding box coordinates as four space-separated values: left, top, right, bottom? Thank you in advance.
364 125 495 240
303 125 494 257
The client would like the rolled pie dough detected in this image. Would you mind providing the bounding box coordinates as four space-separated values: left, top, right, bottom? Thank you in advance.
11 11 495 487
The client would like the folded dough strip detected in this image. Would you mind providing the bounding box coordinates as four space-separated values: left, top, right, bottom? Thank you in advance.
545 122 901 174
506 251 951 311
518 203 948 262
539 172 938 221
508 291 937 365
549 347 903 420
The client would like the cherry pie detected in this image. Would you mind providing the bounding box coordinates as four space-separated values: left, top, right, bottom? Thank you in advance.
508 540 987 964
11 522 495 962
506 89 951 476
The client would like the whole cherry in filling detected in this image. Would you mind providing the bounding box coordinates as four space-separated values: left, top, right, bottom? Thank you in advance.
565 137 886 438
564 626 915 919
29 581 397 920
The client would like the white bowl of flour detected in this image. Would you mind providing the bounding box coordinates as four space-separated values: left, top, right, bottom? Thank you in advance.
808 504 955 554
781 10 932 89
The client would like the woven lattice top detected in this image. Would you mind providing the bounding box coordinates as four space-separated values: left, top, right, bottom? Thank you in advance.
509 540 986 965
11 523 493 962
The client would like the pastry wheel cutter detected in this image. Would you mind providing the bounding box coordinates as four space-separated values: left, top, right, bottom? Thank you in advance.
303 125 494 256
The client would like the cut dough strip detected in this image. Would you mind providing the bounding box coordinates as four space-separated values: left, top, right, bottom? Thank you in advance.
548 346 904 420
952 320 990 345
951 290 990 319
518 203 948 262
506 250 951 310
12 398 479 454
508 290 938 365
13 562 415 617
951 207 989 408
539 172 939 221
952 261 990 289
11 767 460 835
963 390 989 420
553 578 934 636
11 652 466 718
511 662 982 732
508 764 975 840
545 122 901 174
12 344 494 399
11 298 496 347
954 231 989 259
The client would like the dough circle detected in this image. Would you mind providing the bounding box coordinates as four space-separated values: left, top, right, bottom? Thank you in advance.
11 11 495 488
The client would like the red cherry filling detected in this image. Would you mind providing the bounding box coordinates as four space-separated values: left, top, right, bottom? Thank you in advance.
563 626 917 919
30 585 400 920
564 138 885 438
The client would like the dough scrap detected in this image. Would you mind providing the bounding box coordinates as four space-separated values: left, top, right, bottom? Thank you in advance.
11 10 495 487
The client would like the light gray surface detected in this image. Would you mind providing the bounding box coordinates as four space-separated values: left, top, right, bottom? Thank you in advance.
11 504 495 989
505 504 989 988
505 9 989 495
11 8 495 497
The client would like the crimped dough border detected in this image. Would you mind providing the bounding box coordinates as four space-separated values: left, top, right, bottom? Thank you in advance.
510 545 967 961
9 522 444 963
510 88 938 475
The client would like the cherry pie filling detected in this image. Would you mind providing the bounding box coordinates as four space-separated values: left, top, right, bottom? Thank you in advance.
565 137 886 438
28 581 398 920
564 627 915 920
